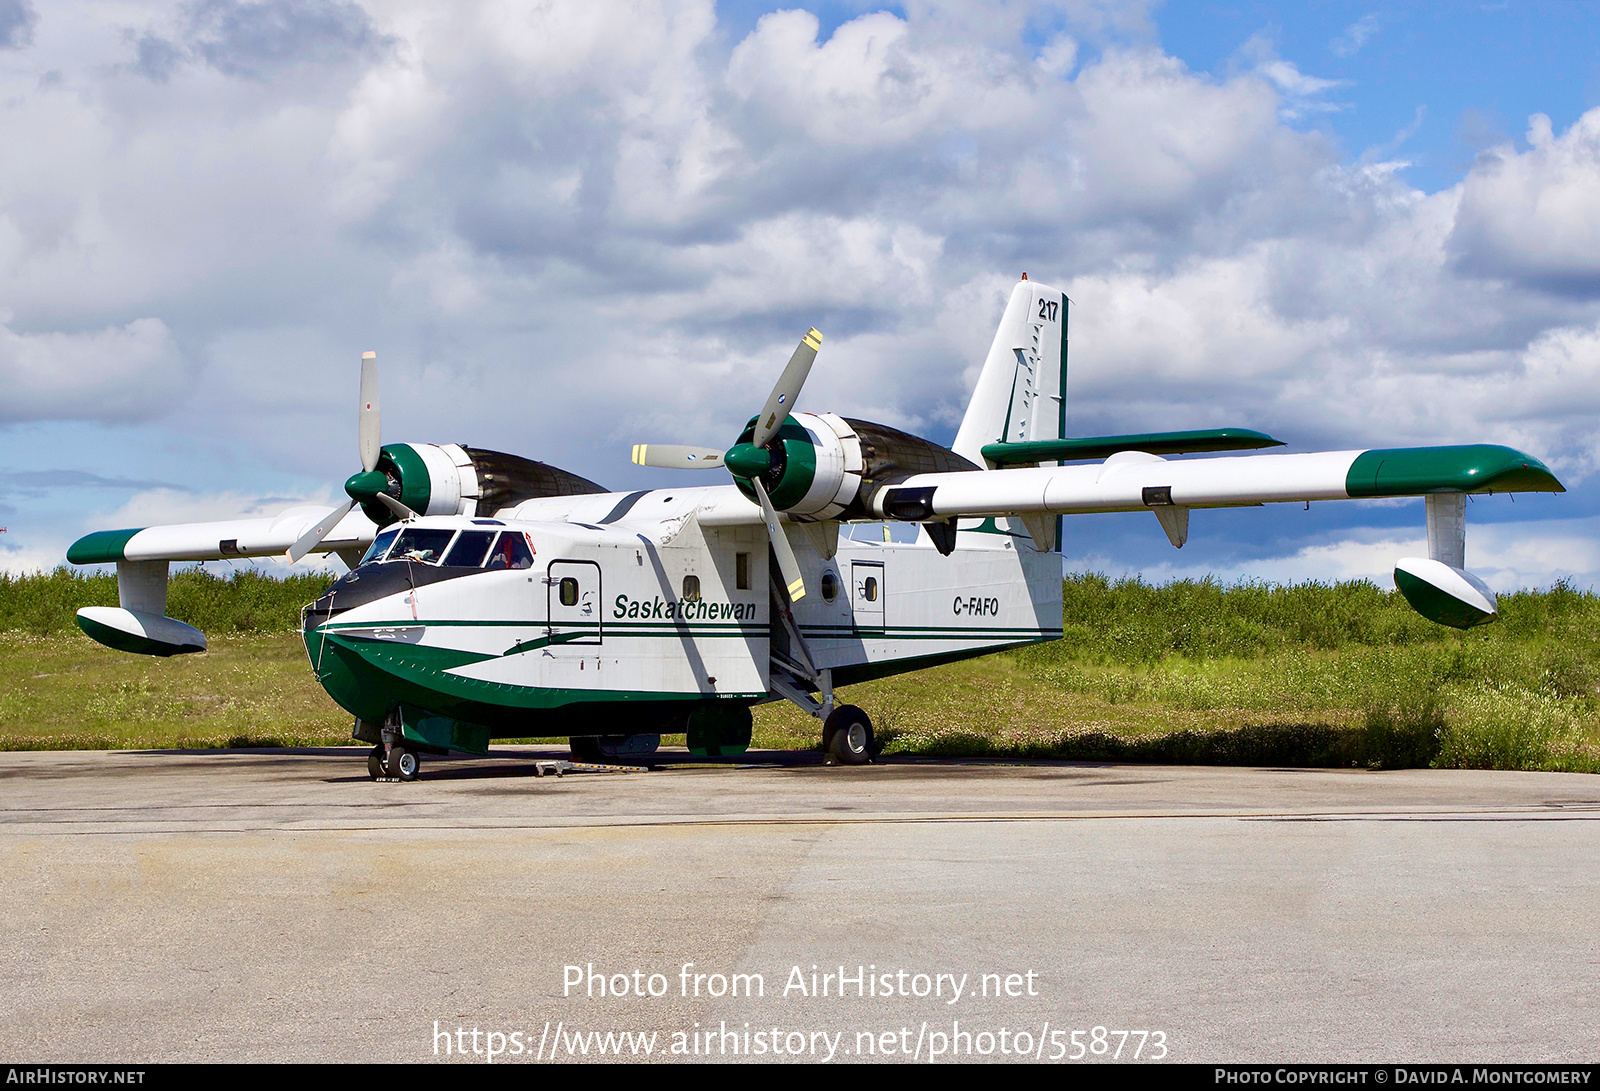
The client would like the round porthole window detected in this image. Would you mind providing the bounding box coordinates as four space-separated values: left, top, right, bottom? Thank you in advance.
821 570 838 602
682 574 701 602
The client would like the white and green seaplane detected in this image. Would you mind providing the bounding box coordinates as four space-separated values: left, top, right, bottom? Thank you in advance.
68 277 1565 778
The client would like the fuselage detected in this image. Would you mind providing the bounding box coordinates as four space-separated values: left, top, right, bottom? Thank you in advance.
301 484 1063 751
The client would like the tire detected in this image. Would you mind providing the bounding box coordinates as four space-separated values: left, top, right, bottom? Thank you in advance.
367 745 384 780
824 705 874 765
387 746 419 781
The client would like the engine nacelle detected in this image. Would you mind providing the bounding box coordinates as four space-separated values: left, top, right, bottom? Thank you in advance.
355 443 475 526
356 443 607 526
731 412 864 519
731 413 982 520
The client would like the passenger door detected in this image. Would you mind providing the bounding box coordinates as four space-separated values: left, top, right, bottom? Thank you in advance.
851 560 884 633
546 560 603 646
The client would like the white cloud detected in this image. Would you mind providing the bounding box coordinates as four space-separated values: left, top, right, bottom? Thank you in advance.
1077 514 1600 593
1330 13 1385 59
0 0 35 51
0 483 348 576
0 0 1594 593
1036 34 1077 78
0 318 185 423
1449 111 1600 290
1234 34 1348 121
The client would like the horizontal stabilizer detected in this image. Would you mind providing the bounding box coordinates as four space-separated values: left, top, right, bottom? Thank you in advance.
76 607 207 656
983 428 1283 466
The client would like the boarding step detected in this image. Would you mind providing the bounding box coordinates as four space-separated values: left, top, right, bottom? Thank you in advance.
533 759 649 777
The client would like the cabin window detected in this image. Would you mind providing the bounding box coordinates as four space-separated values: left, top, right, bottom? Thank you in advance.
863 576 879 603
485 532 535 571
558 577 579 607
443 530 495 568
682 574 701 602
392 528 456 565
735 552 750 590
360 528 400 565
820 570 838 602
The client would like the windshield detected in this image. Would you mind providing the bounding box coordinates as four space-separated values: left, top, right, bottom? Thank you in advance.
390 528 457 565
359 528 400 565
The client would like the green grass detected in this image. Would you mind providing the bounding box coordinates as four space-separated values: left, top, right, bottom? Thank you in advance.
746 575 1600 772
2 568 1597 771
0 566 333 636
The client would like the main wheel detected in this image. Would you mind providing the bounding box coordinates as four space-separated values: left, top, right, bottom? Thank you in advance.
387 746 420 781
824 705 874 765
366 745 384 780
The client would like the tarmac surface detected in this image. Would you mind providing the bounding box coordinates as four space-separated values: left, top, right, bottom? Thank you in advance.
3 746 1598 1064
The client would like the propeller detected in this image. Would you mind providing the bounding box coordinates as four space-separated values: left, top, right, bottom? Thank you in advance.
753 475 807 602
631 445 726 469
752 327 822 448
631 327 822 601
287 351 414 563
358 349 380 474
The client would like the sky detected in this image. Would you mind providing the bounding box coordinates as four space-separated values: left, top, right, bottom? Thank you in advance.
2 0 1599 592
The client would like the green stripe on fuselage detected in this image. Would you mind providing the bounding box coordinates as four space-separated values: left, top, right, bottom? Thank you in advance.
302 615 1063 735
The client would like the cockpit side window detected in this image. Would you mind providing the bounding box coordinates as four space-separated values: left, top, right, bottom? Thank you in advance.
391 528 457 565
443 530 496 568
484 531 535 571
359 528 400 566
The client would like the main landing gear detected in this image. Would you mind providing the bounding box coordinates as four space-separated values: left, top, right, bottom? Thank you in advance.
823 704 875 766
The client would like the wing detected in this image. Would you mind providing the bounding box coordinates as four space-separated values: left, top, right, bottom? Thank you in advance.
865 444 1564 521
67 505 379 565
66 504 380 656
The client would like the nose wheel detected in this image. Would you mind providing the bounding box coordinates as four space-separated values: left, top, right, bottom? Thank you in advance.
367 743 420 781
823 705 875 765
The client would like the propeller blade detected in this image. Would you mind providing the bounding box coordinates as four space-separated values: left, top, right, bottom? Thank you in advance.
751 327 822 449
374 491 418 522
631 444 727 469
287 499 355 563
359 350 380 473
753 477 806 602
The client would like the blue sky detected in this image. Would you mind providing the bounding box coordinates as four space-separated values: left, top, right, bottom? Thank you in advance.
3 0 1600 591
718 2 1600 195
1156 1 1600 194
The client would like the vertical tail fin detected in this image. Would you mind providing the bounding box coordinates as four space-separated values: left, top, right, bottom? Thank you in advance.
952 277 1069 467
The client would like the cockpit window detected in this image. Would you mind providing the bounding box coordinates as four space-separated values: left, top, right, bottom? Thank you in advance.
484 531 535 571
359 528 400 566
442 530 496 568
391 528 457 565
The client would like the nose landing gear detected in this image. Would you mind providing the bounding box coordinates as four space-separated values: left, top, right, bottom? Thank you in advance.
367 743 420 780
